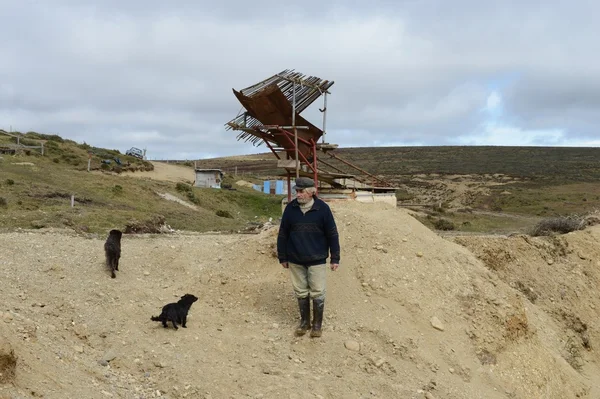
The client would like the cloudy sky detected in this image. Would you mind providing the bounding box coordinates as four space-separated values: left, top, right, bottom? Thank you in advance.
1 1 598 159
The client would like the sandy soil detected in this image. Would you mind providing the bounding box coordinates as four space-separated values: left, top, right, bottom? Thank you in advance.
2 164 600 399
120 162 195 184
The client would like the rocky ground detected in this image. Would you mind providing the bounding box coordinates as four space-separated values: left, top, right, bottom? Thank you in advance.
1 198 600 399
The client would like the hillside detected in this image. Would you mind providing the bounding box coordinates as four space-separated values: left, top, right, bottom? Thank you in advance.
190 146 600 235
2 201 600 398
191 146 600 182
0 132 283 234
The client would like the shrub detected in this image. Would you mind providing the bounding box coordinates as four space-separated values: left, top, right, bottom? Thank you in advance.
530 217 584 236
25 132 64 142
216 210 233 218
5 179 14 186
53 158 60 163
395 189 414 201
176 182 192 193
112 185 123 195
433 218 455 230
187 191 201 205
0 197 7 207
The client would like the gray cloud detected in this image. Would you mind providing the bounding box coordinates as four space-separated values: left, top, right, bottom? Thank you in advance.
1 1 599 159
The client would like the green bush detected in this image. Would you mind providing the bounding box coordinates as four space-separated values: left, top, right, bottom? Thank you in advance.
25 132 64 142
176 182 193 193
187 191 201 205
5 179 14 186
53 158 60 163
433 218 455 230
395 189 414 201
216 210 233 218
112 185 123 195
0 197 7 207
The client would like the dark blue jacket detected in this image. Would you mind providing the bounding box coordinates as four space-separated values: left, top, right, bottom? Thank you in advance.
277 196 341 266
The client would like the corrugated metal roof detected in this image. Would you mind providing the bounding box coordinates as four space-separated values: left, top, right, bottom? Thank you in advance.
225 69 333 148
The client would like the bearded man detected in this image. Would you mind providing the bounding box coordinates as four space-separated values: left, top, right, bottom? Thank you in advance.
277 177 340 337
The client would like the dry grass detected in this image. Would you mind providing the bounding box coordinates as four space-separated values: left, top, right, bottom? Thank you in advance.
530 217 585 236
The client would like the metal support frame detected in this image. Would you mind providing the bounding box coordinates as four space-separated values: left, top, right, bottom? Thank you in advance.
256 131 281 160
225 70 399 200
272 129 316 172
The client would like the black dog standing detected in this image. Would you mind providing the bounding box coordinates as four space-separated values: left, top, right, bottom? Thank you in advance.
151 294 198 330
104 229 122 278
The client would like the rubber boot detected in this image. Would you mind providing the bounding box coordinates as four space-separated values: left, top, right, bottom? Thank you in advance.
310 298 324 338
295 297 311 336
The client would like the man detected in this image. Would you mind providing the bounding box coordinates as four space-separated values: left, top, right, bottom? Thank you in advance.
277 177 340 338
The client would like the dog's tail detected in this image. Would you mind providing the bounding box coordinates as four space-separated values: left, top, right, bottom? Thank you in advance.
150 316 162 322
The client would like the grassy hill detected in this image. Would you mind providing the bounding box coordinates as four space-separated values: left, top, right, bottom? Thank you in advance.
0 132 283 234
190 145 600 234
4 131 600 236
191 145 600 182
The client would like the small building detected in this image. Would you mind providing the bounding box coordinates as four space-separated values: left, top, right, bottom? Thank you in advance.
263 180 287 195
194 168 223 188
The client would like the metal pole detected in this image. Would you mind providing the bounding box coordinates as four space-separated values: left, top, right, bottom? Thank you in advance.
312 140 318 196
322 92 328 143
293 82 299 178
287 172 292 202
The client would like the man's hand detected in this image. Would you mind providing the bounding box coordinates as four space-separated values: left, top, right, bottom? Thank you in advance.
330 263 339 271
281 262 289 269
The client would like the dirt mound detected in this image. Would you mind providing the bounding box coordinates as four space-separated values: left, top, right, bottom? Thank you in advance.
1 201 599 398
451 230 600 378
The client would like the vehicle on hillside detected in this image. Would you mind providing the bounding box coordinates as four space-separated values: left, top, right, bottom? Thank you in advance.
126 147 144 159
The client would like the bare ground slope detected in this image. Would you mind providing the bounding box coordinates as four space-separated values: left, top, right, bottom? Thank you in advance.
1 200 600 398
120 162 194 184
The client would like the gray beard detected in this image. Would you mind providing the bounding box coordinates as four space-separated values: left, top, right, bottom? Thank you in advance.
297 196 312 205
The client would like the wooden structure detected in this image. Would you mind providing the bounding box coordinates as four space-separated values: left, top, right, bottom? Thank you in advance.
0 129 45 155
225 70 396 201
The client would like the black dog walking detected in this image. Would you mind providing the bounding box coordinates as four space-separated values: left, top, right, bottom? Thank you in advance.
151 294 198 330
104 229 122 278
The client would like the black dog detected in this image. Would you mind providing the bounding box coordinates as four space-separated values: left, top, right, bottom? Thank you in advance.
151 294 198 330
104 229 122 278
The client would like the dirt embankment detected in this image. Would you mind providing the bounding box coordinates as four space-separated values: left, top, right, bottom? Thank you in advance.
120 162 194 184
1 201 600 398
